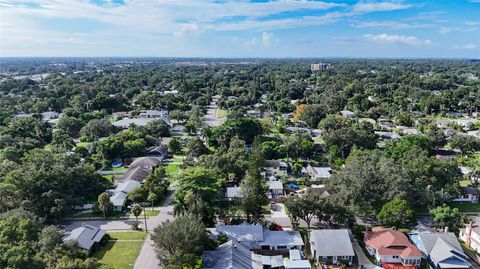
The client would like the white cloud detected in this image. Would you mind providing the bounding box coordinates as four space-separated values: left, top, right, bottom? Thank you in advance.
438 26 460 34
453 43 477 50
262 31 278 47
174 23 210 38
243 38 257 47
363 33 432 46
353 1 412 13
352 20 433 29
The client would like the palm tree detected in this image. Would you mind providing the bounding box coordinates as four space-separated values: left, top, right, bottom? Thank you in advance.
98 193 110 218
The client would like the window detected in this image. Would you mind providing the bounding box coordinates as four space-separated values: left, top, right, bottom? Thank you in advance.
277 246 287 250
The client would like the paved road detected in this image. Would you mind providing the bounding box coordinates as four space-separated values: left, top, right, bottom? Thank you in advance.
133 191 175 269
203 100 225 127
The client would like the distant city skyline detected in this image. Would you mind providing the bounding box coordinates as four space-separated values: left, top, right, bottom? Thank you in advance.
1 0 479 58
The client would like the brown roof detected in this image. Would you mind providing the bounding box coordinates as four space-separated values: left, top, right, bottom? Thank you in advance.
129 157 161 169
364 230 421 258
120 166 152 183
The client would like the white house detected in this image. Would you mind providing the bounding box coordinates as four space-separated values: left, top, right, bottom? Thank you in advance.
310 229 355 265
460 221 480 254
267 181 284 197
258 230 304 251
107 180 141 212
452 187 480 203
215 223 304 251
41 111 60 121
264 160 288 178
340 110 355 118
138 109 168 118
226 186 243 200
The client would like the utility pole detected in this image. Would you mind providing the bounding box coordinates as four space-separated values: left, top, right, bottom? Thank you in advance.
143 205 148 232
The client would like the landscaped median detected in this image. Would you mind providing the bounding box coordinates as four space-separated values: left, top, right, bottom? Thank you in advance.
93 231 147 269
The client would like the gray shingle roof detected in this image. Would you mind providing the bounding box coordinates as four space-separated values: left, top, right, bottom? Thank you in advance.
120 166 152 183
418 232 470 268
310 229 355 257
216 223 264 242
259 230 304 248
202 240 253 269
129 157 161 169
64 225 105 251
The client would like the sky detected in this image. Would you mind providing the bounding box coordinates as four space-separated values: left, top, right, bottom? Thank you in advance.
0 0 479 58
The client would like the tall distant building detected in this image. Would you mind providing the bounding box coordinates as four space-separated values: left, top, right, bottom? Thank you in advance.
311 63 331 71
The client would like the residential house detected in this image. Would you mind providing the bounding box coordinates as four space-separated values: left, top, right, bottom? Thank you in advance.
305 184 330 198
226 186 243 200
305 164 331 181
259 230 304 251
113 116 172 129
364 229 422 269
110 191 128 212
309 229 355 265
409 228 471 269
215 223 303 251
460 221 480 254
286 127 311 134
452 187 480 203
264 160 288 178
467 130 480 139
41 111 59 120
375 131 401 140
202 240 308 269
138 109 168 118
63 225 106 252
341 110 355 118
129 157 161 169
107 179 141 212
202 240 253 269
119 166 152 184
267 181 284 197
216 223 264 249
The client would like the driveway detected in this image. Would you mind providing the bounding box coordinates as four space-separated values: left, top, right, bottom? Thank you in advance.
266 203 292 228
133 190 175 269
353 240 382 269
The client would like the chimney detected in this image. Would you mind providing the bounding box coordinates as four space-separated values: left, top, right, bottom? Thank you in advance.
444 226 449 233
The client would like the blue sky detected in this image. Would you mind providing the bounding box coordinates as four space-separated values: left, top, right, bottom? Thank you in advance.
1 0 479 58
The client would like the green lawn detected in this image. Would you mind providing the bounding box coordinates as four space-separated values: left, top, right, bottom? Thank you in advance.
215 109 228 118
93 240 144 269
167 163 180 176
129 209 159 218
76 142 91 148
450 202 480 212
460 180 472 187
107 231 147 240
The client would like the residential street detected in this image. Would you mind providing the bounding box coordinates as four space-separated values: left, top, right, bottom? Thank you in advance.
133 190 175 269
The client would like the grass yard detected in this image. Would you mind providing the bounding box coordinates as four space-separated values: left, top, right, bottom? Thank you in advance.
167 163 180 176
215 108 228 118
93 240 144 269
107 231 147 240
460 180 472 187
450 202 480 212
129 209 159 218
76 142 91 148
